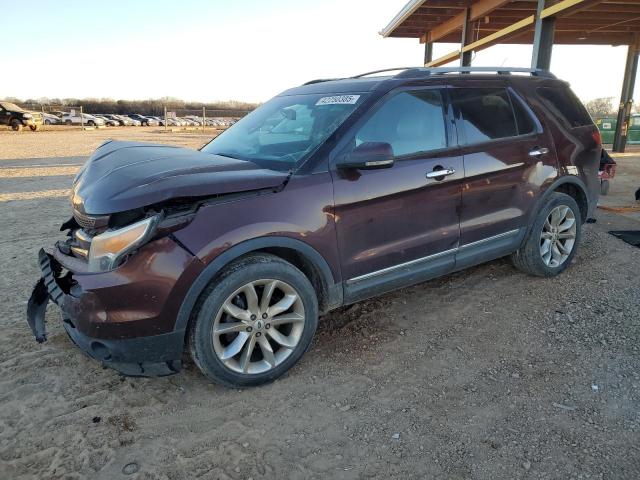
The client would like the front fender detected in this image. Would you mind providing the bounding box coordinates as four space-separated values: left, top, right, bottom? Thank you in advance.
172 235 341 334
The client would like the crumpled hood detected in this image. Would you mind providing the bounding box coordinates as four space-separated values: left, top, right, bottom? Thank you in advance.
71 140 289 215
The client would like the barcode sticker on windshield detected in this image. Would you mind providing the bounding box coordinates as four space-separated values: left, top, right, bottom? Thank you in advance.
316 95 360 106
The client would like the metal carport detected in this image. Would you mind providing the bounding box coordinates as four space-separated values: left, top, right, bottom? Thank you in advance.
380 0 640 152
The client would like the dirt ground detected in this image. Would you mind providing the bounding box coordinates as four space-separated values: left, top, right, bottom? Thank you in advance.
1 130 639 480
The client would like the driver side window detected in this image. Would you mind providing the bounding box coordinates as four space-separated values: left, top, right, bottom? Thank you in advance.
355 90 447 157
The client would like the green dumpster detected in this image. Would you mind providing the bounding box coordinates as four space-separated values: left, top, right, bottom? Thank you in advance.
595 117 616 144
629 114 640 145
595 115 640 145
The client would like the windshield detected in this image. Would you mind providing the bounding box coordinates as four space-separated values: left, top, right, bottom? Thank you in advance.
0 102 24 112
201 93 365 169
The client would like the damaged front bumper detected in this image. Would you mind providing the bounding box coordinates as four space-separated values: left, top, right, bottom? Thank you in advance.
26 240 195 377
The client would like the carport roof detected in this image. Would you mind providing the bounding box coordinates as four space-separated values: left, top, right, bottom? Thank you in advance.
381 0 640 46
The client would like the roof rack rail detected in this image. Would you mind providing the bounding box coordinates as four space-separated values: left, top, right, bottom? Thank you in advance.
350 66 555 79
351 67 417 79
395 66 556 79
302 78 343 85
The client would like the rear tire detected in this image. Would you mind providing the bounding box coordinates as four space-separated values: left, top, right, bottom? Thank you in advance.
65 120 72 126
511 192 582 277
600 179 610 196
188 253 318 387
11 120 22 131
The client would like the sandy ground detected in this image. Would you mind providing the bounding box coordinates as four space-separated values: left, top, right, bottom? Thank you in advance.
1 130 639 479
0 126 216 160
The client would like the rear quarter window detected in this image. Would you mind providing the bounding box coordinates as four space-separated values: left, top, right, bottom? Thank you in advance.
537 86 593 128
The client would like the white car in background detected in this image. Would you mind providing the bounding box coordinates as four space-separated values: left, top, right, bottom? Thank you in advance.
42 113 61 125
60 112 105 127
163 117 182 127
95 115 119 127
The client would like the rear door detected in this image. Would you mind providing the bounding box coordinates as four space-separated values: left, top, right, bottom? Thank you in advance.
331 86 463 302
450 82 556 259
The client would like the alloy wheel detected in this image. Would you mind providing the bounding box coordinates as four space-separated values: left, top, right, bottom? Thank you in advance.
540 205 576 267
212 279 306 374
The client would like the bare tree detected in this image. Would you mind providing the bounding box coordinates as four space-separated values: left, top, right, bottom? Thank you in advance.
584 97 615 118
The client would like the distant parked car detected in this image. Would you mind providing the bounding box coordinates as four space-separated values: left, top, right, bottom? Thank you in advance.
60 112 105 127
185 116 202 126
148 116 167 126
95 115 119 127
178 117 197 126
0 102 43 131
42 113 61 125
128 114 159 126
166 117 183 126
101 114 129 126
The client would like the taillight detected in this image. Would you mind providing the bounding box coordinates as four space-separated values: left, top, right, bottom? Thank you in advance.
592 130 602 146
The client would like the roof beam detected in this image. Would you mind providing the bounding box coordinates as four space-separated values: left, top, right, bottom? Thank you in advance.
425 0 608 66
422 0 512 43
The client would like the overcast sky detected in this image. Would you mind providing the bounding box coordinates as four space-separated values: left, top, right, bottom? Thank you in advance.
2 0 637 104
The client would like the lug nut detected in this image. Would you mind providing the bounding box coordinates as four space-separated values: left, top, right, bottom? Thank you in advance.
262 313 268 319
265 323 271 329
246 327 253 332
250 314 256 320
256 332 262 337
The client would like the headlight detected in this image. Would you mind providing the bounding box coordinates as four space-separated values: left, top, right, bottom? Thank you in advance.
23 113 33 119
88 215 160 272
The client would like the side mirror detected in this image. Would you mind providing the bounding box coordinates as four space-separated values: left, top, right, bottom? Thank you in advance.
338 142 394 170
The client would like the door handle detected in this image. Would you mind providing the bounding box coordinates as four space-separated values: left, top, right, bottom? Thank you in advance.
529 147 549 157
426 167 456 179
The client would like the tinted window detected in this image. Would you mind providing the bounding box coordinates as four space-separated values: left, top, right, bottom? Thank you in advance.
451 88 518 144
509 90 537 135
537 86 592 128
354 90 447 156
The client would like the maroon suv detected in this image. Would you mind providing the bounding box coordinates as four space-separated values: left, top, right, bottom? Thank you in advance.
27 67 601 387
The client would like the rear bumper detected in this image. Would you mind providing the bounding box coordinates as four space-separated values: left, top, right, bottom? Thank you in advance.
26 241 199 376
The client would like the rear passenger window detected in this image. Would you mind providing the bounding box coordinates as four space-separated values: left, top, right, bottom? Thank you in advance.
537 86 592 128
509 91 538 135
450 88 518 144
355 90 447 157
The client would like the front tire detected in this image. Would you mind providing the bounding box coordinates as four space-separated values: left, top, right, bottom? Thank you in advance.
188 253 318 387
511 192 582 277
29 125 38 131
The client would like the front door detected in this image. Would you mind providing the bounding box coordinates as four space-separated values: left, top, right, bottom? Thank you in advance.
331 87 463 302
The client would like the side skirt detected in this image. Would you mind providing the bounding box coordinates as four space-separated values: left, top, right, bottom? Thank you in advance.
342 228 525 305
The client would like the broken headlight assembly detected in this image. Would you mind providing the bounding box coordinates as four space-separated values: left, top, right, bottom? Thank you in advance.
88 215 160 272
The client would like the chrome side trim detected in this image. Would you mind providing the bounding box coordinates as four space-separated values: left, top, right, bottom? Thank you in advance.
347 247 457 284
457 229 520 251
347 229 521 284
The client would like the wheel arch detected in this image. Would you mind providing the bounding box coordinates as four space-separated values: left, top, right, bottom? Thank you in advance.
173 236 342 338
528 175 590 229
